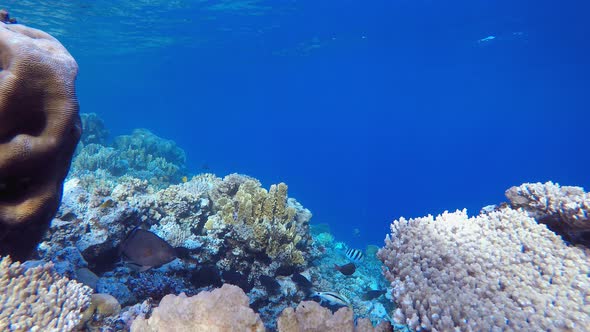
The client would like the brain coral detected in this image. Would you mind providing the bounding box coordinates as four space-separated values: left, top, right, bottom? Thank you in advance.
0 21 81 261
378 208 590 331
0 256 92 332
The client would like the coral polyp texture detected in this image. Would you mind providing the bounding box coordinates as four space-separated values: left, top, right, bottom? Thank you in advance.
506 181 590 245
377 208 590 331
0 256 92 332
130 284 266 332
277 300 393 332
210 174 311 266
0 21 81 261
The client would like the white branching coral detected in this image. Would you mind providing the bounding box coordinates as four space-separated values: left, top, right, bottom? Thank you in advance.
506 181 590 243
377 208 590 331
0 256 93 332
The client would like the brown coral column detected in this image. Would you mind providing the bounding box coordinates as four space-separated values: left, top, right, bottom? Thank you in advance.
0 21 81 261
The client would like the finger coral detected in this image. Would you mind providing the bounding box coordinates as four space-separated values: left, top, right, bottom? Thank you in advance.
0 256 92 332
130 283 265 332
377 208 590 331
211 174 311 267
0 20 81 261
506 181 590 245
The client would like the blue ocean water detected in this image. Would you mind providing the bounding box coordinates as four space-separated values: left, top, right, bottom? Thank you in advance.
5 0 589 249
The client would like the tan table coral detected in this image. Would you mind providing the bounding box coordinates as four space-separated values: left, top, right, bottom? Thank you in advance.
0 19 81 260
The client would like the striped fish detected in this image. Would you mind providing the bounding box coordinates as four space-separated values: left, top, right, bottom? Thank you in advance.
345 248 364 262
313 291 351 307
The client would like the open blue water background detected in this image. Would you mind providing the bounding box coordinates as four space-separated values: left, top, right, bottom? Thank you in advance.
5 0 589 248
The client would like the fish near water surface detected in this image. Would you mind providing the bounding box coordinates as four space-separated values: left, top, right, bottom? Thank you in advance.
120 228 176 272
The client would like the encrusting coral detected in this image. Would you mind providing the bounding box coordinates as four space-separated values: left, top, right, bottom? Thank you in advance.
130 284 266 332
378 208 590 331
0 19 81 261
131 284 391 332
277 300 393 332
506 181 590 245
76 293 121 330
0 256 93 332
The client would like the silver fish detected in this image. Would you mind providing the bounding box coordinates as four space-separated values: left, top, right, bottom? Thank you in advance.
313 291 351 307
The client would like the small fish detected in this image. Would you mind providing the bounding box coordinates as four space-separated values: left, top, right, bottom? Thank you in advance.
334 262 356 276
313 291 351 307
99 199 115 209
345 248 364 262
259 275 280 294
181 176 188 183
362 289 386 301
292 273 313 290
477 35 496 44
119 228 176 272
353 228 361 237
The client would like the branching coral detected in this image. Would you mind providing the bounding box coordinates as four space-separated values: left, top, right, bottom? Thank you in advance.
506 181 590 245
70 125 188 188
0 20 81 260
378 208 590 331
211 174 310 266
79 113 109 146
0 256 92 332
113 128 186 186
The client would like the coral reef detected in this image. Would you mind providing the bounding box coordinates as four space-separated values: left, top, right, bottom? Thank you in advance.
72 126 187 188
80 113 110 146
130 284 266 331
37 171 316 329
277 301 393 332
77 293 122 331
378 208 590 331
0 9 17 23
0 19 81 261
209 174 311 267
0 256 92 331
506 181 590 245
306 235 393 326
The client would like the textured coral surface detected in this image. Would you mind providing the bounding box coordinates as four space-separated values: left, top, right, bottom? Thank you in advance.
0 256 92 332
131 284 266 332
277 300 393 332
0 21 81 260
378 208 590 331
506 181 590 245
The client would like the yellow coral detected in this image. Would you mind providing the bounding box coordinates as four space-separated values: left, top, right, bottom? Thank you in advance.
211 176 307 266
